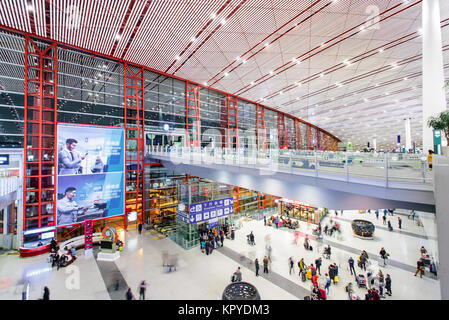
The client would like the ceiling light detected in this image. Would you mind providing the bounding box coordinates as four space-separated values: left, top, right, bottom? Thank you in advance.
403 77 408 80
279 91 283 95
115 34 121 41
190 37 196 42
175 55 180 60
27 4 34 11
265 43 270 47
236 56 241 61
211 13 217 19
224 72 229 77
378 48 384 53
220 19 226 25
269 71 274 75
203 82 207 86
250 81 254 86
242 60 247 64
296 97 300 100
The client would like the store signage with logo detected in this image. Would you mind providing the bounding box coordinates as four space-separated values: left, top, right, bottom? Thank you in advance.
0 155 9 165
188 197 234 224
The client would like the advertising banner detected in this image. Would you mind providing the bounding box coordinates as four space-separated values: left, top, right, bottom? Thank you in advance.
189 197 234 224
56 124 125 227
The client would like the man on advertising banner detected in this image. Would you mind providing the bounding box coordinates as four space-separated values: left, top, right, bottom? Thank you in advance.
57 187 88 225
58 138 87 175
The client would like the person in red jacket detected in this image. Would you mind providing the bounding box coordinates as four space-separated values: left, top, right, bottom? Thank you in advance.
312 274 319 287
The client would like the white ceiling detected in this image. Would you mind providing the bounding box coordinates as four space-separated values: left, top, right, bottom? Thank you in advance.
1 0 449 149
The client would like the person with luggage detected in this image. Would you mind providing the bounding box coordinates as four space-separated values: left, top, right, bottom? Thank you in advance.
379 247 389 267
298 258 305 276
304 236 310 250
255 258 260 277
328 265 335 284
414 258 425 278
263 256 269 274
348 256 356 275
315 257 322 275
385 274 392 296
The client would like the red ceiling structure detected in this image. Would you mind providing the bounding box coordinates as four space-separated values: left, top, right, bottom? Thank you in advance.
1 0 449 148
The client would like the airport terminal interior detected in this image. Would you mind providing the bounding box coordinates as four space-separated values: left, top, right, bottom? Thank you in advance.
0 0 449 301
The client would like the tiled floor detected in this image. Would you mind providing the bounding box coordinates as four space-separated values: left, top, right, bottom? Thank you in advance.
0 210 441 300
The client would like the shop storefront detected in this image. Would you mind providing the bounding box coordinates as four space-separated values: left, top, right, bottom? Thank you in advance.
278 198 328 224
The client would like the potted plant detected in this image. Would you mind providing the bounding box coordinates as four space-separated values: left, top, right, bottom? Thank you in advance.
427 110 449 156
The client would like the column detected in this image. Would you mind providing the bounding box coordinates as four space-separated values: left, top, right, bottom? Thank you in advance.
422 0 447 153
405 118 412 151
373 138 377 150
434 155 449 299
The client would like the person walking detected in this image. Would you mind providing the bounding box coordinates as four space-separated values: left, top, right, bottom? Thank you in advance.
315 257 322 275
298 258 305 275
263 256 269 274
398 217 402 230
43 287 50 300
324 274 331 295
289 257 294 275
348 257 356 276
264 216 266 226
220 233 224 247
126 288 134 300
375 210 379 220
387 220 393 232
382 214 387 225
138 223 142 235
379 247 388 267
414 258 425 278
139 280 147 300
255 258 260 277
234 267 242 281
385 274 392 296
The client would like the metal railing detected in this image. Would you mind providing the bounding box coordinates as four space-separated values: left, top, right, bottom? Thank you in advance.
148 146 433 189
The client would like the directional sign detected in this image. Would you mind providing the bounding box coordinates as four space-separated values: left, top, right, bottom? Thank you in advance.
188 197 234 224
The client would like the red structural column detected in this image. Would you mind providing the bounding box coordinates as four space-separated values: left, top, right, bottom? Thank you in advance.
294 119 302 150
186 82 201 147
278 113 288 149
256 104 267 151
124 64 145 227
23 36 57 234
307 125 314 150
227 96 239 149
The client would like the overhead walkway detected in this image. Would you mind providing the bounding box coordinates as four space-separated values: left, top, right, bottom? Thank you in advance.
146 146 435 212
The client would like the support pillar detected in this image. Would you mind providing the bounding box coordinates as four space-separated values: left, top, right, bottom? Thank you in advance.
422 0 447 153
405 118 412 151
